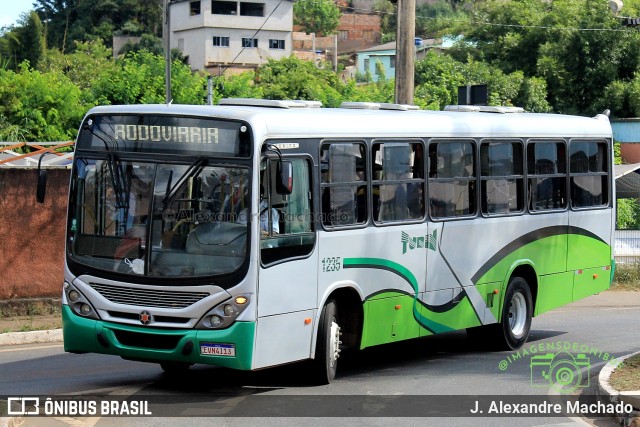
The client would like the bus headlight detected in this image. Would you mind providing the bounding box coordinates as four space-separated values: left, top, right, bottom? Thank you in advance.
196 296 250 330
64 283 100 320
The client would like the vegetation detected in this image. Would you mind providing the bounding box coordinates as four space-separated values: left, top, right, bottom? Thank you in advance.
1 0 640 141
612 264 640 290
609 353 640 391
293 0 342 37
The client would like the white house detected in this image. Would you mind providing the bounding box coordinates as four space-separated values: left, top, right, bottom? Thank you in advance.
170 0 293 73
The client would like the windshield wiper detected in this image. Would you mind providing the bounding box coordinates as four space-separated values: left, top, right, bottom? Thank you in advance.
107 153 130 209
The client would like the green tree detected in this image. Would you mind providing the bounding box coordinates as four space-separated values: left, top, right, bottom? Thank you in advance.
0 12 46 70
33 0 163 52
0 63 89 141
38 39 115 105
452 0 640 116
413 50 550 111
415 0 468 39
294 0 342 37
373 0 396 42
91 50 206 105
255 56 346 107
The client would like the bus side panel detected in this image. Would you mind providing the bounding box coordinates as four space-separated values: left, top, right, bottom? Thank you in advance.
437 213 569 325
416 289 482 337
573 266 611 301
535 272 575 315
253 309 315 369
361 292 419 348
567 209 613 302
320 225 427 349
567 209 613 271
257 252 318 318
253 246 318 369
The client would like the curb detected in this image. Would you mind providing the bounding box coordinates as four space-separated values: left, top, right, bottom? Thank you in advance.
598 351 640 426
0 329 63 346
0 416 23 427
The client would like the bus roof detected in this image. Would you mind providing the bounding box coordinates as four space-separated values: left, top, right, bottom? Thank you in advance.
84 103 613 141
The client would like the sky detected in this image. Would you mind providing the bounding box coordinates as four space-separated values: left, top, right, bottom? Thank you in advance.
0 0 36 28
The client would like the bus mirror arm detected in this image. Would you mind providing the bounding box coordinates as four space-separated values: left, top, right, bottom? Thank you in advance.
36 152 55 203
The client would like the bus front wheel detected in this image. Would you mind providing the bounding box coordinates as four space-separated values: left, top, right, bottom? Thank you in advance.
499 276 532 350
312 299 341 384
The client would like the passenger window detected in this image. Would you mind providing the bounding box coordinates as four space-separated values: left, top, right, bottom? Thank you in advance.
372 141 425 223
569 140 608 208
320 142 367 227
260 158 314 265
480 140 524 216
527 141 567 211
428 140 476 218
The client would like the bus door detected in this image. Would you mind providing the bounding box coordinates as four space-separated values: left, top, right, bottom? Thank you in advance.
253 156 318 369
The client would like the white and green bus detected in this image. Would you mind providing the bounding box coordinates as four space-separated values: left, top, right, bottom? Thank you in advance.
54 99 614 384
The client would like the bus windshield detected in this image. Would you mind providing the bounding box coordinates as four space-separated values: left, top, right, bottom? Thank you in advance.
69 159 250 278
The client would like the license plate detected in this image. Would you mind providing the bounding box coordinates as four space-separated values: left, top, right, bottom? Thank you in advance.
200 343 235 357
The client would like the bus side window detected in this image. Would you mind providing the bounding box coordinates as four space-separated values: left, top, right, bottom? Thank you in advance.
428 140 476 218
527 141 567 211
480 141 524 216
372 142 425 223
569 141 608 208
320 143 367 228
261 158 315 265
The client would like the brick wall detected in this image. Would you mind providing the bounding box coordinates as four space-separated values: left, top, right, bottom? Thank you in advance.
293 13 381 54
0 169 69 299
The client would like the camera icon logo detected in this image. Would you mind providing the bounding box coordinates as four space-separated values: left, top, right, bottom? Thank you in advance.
530 351 591 393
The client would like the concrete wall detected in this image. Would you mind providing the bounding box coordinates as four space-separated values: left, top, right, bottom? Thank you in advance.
0 169 69 299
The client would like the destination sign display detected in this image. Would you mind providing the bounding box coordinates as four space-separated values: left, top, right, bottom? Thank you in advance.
113 124 219 145
77 115 250 157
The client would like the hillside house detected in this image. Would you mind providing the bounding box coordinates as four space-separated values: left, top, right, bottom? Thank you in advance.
170 0 293 73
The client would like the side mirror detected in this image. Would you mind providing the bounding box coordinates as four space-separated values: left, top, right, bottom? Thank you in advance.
275 160 293 195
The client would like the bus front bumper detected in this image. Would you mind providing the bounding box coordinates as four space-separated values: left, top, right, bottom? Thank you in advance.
62 305 255 370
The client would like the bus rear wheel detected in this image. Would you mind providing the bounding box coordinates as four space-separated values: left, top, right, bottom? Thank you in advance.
467 276 532 350
498 276 532 350
312 299 341 385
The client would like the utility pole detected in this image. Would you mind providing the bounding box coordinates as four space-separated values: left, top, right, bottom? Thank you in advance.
394 0 416 105
164 0 172 104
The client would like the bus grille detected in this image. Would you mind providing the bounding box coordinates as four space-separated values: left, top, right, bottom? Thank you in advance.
89 283 210 309
113 329 183 350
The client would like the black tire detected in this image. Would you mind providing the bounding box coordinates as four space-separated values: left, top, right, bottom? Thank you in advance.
312 299 341 385
466 276 532 350
498 276 533 350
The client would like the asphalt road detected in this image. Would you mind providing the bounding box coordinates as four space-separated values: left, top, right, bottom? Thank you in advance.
1 291 639 427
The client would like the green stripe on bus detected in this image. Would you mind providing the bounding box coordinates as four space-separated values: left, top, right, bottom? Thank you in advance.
343 257 455 334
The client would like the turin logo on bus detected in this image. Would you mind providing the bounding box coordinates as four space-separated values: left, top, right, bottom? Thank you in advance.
401 230 437 254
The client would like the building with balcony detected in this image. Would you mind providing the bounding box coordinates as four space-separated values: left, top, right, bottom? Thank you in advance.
170 0 293 73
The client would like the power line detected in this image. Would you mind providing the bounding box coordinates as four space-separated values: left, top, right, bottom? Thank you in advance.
220 0 286 76
299 0 636 34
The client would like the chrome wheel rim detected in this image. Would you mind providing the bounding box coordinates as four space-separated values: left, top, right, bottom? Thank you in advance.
328 319 341 368
508 292 527 338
